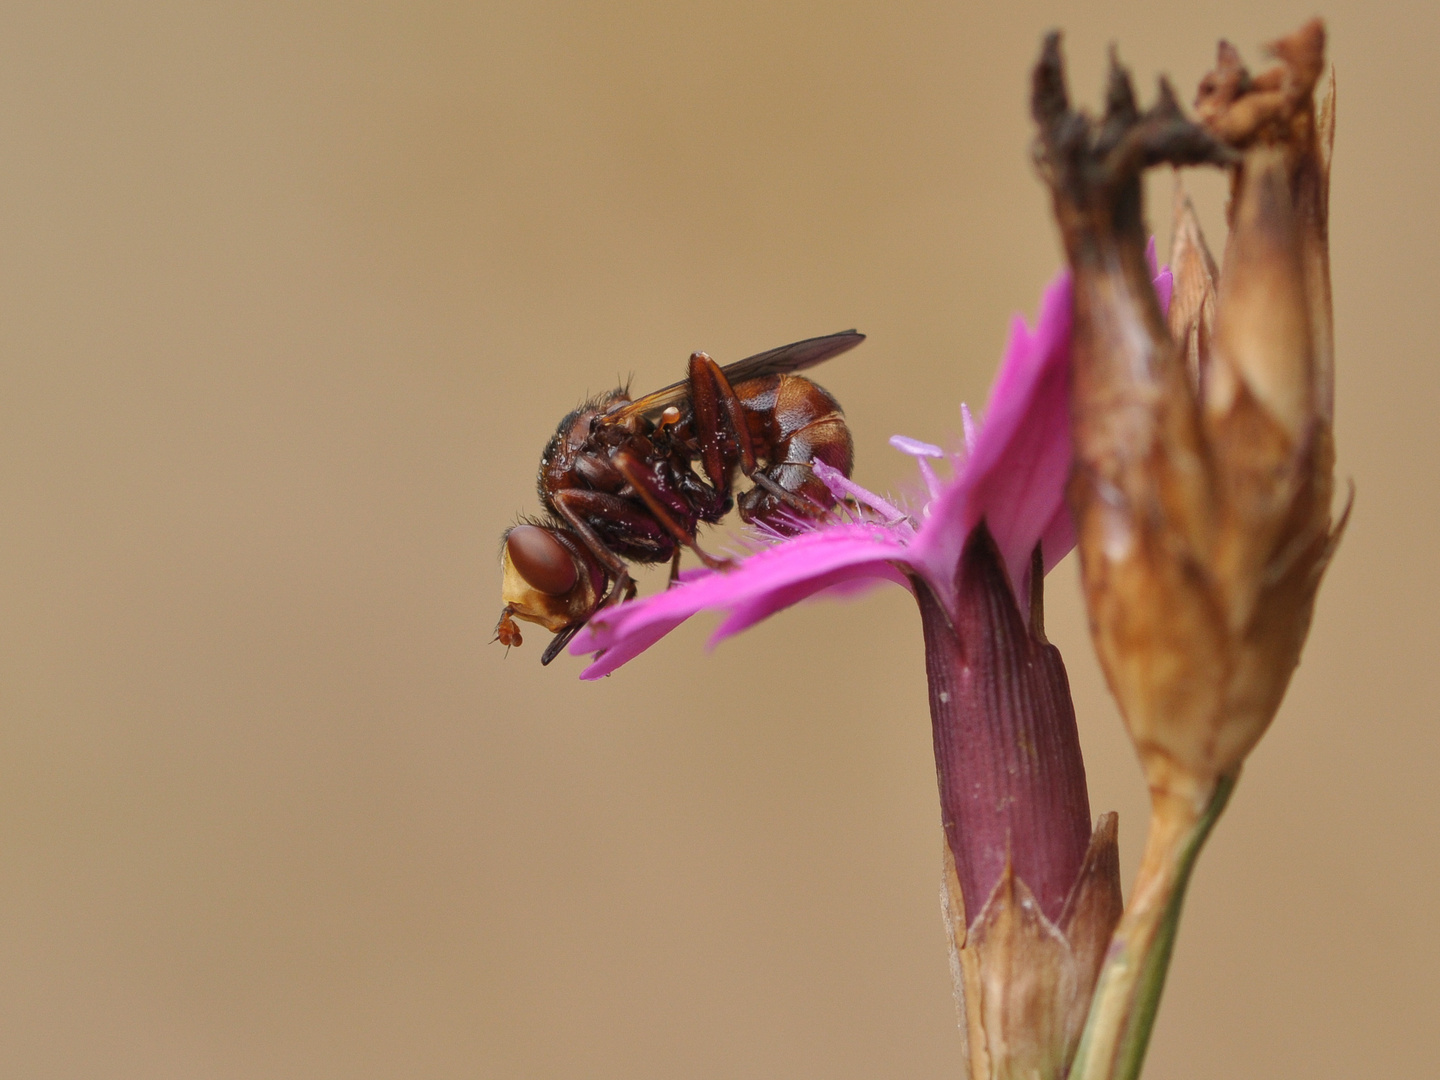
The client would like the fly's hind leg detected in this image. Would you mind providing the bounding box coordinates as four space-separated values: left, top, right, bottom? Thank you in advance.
688 351 757 493
750 468 829 515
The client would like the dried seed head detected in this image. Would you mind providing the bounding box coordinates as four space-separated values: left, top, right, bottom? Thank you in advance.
1031 25 1345 800
1209 149 1312 436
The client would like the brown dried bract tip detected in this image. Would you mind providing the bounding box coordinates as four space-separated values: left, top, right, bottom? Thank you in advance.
1032 34 1235 262
1196 17 1336 424
1196 20 1326 156
1167 183 1220 395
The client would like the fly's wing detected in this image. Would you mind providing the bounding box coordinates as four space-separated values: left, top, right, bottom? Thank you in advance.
712 329 865 385
603 330 865 424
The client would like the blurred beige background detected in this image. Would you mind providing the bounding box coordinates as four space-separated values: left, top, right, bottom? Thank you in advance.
1 1 1434 1077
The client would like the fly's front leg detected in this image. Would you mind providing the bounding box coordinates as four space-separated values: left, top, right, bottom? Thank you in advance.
688 351 757 492
612 450 735 572
550 489 653 609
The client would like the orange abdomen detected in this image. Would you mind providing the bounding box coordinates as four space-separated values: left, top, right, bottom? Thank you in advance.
735 374 853 524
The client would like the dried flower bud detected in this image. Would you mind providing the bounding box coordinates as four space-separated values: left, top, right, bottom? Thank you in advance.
1031 26 1345 802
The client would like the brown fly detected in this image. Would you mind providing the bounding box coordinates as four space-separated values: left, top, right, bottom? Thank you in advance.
497 330 864 664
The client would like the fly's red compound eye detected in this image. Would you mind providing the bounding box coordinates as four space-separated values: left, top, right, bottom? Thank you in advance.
506 525 578 597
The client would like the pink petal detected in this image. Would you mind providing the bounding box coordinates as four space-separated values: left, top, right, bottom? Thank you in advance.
571 523 910 676
1038 501 1076 577
909 258 1173 611
579 611 694 680
889 435 945 458
1146 235 1175 314
963 274 1074 596
910 272 1073 610
1153 267 1173 314
714 561 910 640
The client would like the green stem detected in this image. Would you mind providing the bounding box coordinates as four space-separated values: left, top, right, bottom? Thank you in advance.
1067 773 1236 1080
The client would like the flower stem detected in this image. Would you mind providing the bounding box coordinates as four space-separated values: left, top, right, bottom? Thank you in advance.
1067 772 1236 1080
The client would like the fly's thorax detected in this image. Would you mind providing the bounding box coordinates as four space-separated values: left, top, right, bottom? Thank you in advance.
537 390 633 499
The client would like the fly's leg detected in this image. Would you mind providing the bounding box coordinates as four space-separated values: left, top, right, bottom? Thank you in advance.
550 488 664 609
750 468 828 515
691 354 827 520
667 549 682 587
688 351 757 492
612 450 735 571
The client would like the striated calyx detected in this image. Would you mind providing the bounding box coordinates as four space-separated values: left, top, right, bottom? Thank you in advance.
1031 28 1344 801
919 524 1122 1079
918 524 1092 926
